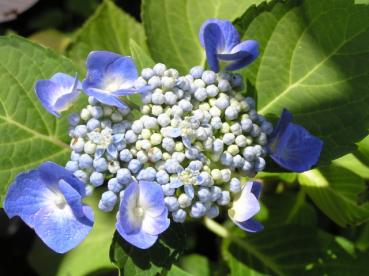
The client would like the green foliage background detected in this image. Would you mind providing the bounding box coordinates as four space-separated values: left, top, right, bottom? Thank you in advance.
2 0 369 275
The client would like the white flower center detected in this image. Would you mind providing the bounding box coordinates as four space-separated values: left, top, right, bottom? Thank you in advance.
54 193 67 209
134 207 144 217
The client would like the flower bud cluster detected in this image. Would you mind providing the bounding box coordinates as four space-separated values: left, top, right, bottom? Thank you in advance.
65 63 272 221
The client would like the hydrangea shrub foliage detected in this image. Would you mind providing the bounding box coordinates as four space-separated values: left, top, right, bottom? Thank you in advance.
2 0 369 275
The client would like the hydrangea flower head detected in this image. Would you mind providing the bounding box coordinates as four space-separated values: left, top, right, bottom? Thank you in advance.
116 180 170 249
268 109 323 172
199 19 259 72
228 181 263 232
35 72 81 117
4 162 94 253
82 51 150 109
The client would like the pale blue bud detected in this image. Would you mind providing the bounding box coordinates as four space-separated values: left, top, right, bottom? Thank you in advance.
172 209 186 223
93 158 108 172
73 170 88 183
137 167 157 181
217 191 230 205
90 106 103 119
99 191 117 212
87 118 100 131
116 168 131 185
194 87 207 101
190 66 204 78
164 196 179 212
156 170 170 185
90 172 104 187
128 159 141 173
153 63 166 76
119 149 133 162
202 70 216 84
108 178 123 193
68 113 80 126
79 154 93 169
229 178 241 193
142 68 154 80
74 125 88 137
65 161 78 172
190 202 207 218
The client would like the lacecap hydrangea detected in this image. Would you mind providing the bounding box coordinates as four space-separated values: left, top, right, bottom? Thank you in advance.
3 19 323 251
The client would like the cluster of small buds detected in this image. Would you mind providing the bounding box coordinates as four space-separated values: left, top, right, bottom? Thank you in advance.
65 63 273 221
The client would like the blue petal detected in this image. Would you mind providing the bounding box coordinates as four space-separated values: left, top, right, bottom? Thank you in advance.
83 51 139 96
270 108 293 138
107 144 118 158
58 179 84 218
34 205 93 253
269 122 323 172
116 223 158 249
250 181 262 199
202 22 224 72
83 51 123 89
117 181 141 235
199 19 239 52
141 208 170 236
35 73 81 117
35 80 63 117
235 219 263 233
84 88 127 109
50 72 82 90
105 55 138 86
38 162 86 196
169 179 183 189
112 134 125 144
138 181 166 217
220 40 260 71
4 170 53 227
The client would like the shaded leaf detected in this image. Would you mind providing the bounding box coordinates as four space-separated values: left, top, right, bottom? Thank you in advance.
110 223 186 275
130 39 155 72
299 166 369 227
222 224 369 276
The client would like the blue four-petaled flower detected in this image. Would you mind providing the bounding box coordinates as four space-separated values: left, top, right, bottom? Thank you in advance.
82 51 150 109
35 73 81 117
268 109 323 172
4 162 94 253
229 181 263 232
116 180 170 249
199 19 259 72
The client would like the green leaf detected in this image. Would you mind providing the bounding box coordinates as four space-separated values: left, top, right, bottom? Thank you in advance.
67 0 147 72
235 0 300 84
29 192 117 276
333 153 369 179
142 0 264 74
299 166 369 227
0 35 77 206
222 225 369 276
110 223 186 275
167 265 193 276
129 39 155 72
261 192 317 227
179 254 212 276
237 0 369 163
